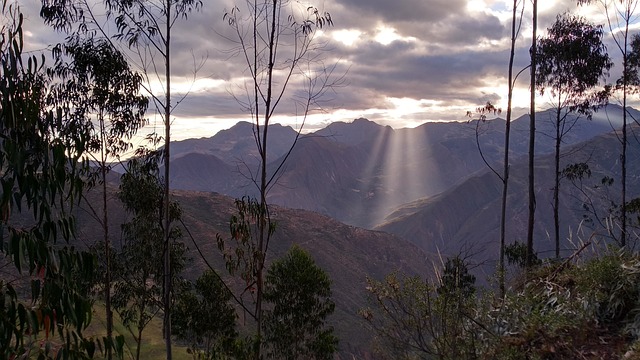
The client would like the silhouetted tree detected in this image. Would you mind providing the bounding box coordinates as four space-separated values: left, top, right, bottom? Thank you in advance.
577 0 640 247
49 36 148 354
172 270 238 359
114 154 186 360
536 13 612 258
527 0 539 268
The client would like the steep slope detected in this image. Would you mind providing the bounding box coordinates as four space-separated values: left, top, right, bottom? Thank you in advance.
163 105 637 230
73 187 431 357
377 126 640 265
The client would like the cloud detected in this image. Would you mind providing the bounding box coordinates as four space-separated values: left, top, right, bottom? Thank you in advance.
16 0 619 134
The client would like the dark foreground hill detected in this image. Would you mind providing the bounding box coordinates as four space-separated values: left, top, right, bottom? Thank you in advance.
73 187 432 357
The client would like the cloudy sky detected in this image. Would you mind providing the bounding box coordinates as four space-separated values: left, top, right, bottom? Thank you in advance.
19 0 628 140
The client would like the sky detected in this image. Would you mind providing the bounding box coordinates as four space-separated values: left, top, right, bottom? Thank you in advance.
17 0 634 141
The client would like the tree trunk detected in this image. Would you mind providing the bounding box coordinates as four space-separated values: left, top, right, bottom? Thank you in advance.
102 119 113 359
554 109 561 258
622 21 629 247
163 4 173 359
527 0 538 268
500 0 519 297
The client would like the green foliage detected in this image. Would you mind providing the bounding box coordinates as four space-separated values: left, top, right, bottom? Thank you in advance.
217 197 275 293
112 155 186 359
263 245 337 360
0 1 105 357
172 270 238 359
536 13 612 115
438 256 476 299
505 241 541 268
362 257 478 360
480 249 640 359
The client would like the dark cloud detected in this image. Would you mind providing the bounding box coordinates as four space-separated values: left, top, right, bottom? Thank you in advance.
19 0 614 131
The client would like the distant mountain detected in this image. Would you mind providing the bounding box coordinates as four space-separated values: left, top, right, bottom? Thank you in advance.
72 187 431 357
376 124 640 267
162 104 637 229
171 121 299 166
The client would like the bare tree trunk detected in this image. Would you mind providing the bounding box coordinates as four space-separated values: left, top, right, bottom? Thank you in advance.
554 107 561 258
621 20 629 247
102 117 113 360
527 0 538 268
499 0 520 297
163 4 173 359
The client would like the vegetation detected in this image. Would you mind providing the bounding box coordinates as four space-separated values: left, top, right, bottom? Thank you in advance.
535 13 612 258
4 0 640 358
263 245 337 360
364 248 640 359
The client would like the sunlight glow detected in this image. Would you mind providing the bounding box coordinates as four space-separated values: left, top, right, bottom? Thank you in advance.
374 26 416 45
332 29 362 47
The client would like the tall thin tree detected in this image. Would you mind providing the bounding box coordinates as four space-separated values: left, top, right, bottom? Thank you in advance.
535 14 612 258
50 37 148 358
218 1 338 358
577 0 640 247
40 1 202 358
527 0 538 268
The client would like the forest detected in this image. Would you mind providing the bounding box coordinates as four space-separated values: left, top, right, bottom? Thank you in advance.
4 0 640 359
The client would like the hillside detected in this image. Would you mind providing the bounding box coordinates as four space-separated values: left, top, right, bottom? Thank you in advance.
163 105 636 229
376 126 640 267
73 187 432 357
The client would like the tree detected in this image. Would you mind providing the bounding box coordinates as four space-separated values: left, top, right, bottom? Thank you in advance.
527 0 539 268
262 245 337 360
536 13 612 258
0 1 98 357
113 154 186 360
361 257 478 360
499 0 525 295
217 1 336 358
577 0 640 247
40 1 202 357
172 270 238 359
50 36 148 356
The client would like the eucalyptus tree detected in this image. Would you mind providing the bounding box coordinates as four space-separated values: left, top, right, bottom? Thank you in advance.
527 0 539 268
50 36 148 356
501 0 525 294
40 1 202 357
114 153 186 360
1 1 98 357
536 14 612 258
216 1 337 358
577 0 640 247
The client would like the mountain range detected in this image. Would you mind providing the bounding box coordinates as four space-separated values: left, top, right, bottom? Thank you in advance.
164 104 638 230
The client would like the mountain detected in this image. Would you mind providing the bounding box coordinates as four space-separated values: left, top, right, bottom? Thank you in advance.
376 125 640 268
162 104 636 229
72 187 431 357
171 121 299 166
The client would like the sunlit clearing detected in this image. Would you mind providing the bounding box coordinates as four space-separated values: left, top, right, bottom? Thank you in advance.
332 29 362 46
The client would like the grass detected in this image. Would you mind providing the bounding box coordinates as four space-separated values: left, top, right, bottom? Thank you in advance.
85 303 192 360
